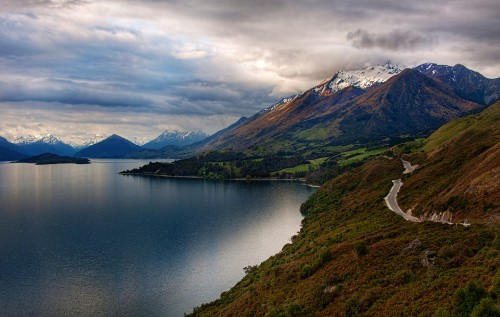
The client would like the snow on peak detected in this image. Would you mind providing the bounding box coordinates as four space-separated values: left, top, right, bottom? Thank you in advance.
14 135 37 145
40 134 63 145
258 95 297 115
157 130 208 140
14 133 64 145
80 135 108 147
327 62 405 93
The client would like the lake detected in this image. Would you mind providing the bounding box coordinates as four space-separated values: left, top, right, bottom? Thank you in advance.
0 160 315 316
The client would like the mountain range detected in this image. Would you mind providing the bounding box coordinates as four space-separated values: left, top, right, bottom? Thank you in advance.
14 134 76 157
1 62 498 161
143 130 209 149
197 63 496 156
0 129 210 161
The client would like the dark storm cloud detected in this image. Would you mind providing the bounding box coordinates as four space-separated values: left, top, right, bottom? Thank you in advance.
347 29 436 51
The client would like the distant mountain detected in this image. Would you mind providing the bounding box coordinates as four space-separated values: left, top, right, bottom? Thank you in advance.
74 134 142 158
126 118 250 159
143 130 209 149
72 135 108 151
201 66 483 154
414 63 500 105
0 137 28 161
14 134 75 156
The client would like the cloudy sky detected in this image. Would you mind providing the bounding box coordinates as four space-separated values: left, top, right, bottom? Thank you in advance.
1 0 499 144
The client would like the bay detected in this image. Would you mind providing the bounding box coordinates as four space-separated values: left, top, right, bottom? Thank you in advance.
0 160 315 316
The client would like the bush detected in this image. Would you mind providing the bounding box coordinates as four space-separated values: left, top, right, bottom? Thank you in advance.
287 302 303 317
453 281 489 317
470 298 500 317
300 250 333 279
354 241 368 257
490 269 500 298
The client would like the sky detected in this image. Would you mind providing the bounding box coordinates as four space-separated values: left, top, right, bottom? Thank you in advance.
1 0 499 145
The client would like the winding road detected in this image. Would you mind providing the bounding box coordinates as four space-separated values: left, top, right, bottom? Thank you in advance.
384 179 420 222
402 159 418 174
385 158 470 226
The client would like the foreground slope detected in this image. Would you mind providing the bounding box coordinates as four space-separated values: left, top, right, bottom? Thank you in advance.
398 101 500 224
188 104 499 316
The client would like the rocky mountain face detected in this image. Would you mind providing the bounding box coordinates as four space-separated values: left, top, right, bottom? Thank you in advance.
143 130 209 149
414 63 500 105
74 134 142 158
201 65 487 155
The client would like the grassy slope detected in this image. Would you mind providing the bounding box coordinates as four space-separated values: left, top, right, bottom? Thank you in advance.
188 102 500 317
399 101 500 222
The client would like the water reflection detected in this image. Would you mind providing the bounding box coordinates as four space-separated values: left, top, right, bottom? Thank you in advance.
0 161 315 316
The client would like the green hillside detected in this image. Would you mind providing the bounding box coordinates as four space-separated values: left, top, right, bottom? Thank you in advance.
187 103 500 316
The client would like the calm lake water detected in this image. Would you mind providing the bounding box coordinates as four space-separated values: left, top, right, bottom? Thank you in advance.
0 160 315 316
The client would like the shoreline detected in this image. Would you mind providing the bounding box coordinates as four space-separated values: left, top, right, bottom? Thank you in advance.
119 172 319 187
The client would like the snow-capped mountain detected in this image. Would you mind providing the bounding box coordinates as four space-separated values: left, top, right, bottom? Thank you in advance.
14 135 38 145
143 130 209 149
200 63 487 153
414 63 500 105
323 62 404 94
14 134 76 156
72 135 108 151
75 134 142 158
257 96 297 116
251 62 405 120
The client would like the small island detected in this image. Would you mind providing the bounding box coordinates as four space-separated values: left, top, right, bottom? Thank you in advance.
15 153 90 165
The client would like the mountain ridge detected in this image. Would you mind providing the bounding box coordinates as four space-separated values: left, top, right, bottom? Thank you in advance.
13 134 75 156
414 63 500 105
0 137 28 161
200 66 485 155
74 134 142 158
143 130 209 149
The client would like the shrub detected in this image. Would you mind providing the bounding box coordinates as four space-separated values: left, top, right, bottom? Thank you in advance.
287 302 303 317
300 250 333 279
453 281 489 317
490 269 500 298
354 241 368 257
470 298 500 317
300 264 312 279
